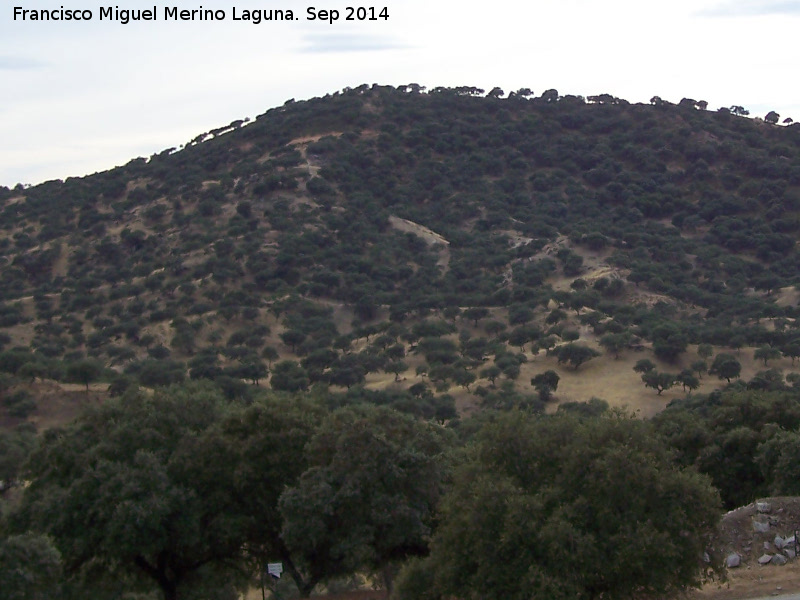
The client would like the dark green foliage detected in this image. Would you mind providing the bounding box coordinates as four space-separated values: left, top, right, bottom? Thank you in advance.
480 364 502 386
507 325 539 350
125 358 186 387
691 359 708 376
709 353 741 382
557 397 609 417
462 307 489 326
599 331 632 359
641 370 677 395
697 344 714 360
9 383 246 600
65 359 104 392
2 389 37 418
0 424 37 490
531 369 560 401
476 380 544 413
754 345 782 365
756 430 800 495
651 324 688 362
270 360 309 392
677 369 701 392
531 369 560 391
398 412 721 600
653 389 800 508
333 385 456 423
551 343 600 370
200 394 326 595
0 350 35 375
188 350 224 381
279 406 452 592
233 360 268 385
107 374 137 397
0 533 62 600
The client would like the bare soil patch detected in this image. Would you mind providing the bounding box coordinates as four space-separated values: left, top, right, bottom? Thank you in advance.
1 380 105 431
388 215 450 272
243 586 387 600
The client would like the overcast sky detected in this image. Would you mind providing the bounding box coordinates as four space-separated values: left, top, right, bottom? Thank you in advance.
2 0 799 186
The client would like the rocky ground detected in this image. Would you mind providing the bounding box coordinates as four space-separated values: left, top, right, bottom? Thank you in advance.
693 498 800 599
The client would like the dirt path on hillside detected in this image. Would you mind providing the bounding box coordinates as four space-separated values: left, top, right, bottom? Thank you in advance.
387 215 450 272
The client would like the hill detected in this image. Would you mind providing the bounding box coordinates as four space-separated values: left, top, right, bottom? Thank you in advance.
2 84 800 420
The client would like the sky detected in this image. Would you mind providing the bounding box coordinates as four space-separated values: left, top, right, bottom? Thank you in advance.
2 0 799 186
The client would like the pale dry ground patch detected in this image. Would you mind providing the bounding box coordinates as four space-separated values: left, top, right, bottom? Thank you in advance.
386 216 449 247
524 349 675 417
692 564 800 600
0 319 37 348
775 286 800 308
527 344 800 418
244 589 386 600
51 242 69 277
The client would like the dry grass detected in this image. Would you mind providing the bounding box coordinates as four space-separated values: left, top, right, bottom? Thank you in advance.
524 343 800 419
0 380 104 431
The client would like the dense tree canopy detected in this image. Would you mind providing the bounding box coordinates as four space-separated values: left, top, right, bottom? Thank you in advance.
279 405 452 592
0 533 63 600
396 412 721 600
10 383 248 600
654 389 800 509
5 383 454 599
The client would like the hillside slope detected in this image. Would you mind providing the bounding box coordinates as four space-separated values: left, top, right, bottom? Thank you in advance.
2 85 800 416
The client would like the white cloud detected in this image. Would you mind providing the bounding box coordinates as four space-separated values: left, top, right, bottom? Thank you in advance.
697 0 800 16
300 33 409 53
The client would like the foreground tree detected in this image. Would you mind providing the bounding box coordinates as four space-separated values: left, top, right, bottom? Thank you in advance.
0 533 62 600
207 394 325 596
395 412 721 600
10 383 248 600
0 425 36 494
279 406 453 594
654 389 800 509
599 331 632 359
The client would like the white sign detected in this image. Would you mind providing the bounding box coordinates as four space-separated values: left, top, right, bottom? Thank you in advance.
267 562 283 579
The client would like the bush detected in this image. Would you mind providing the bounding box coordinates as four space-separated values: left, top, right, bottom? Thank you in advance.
2 390 37 418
